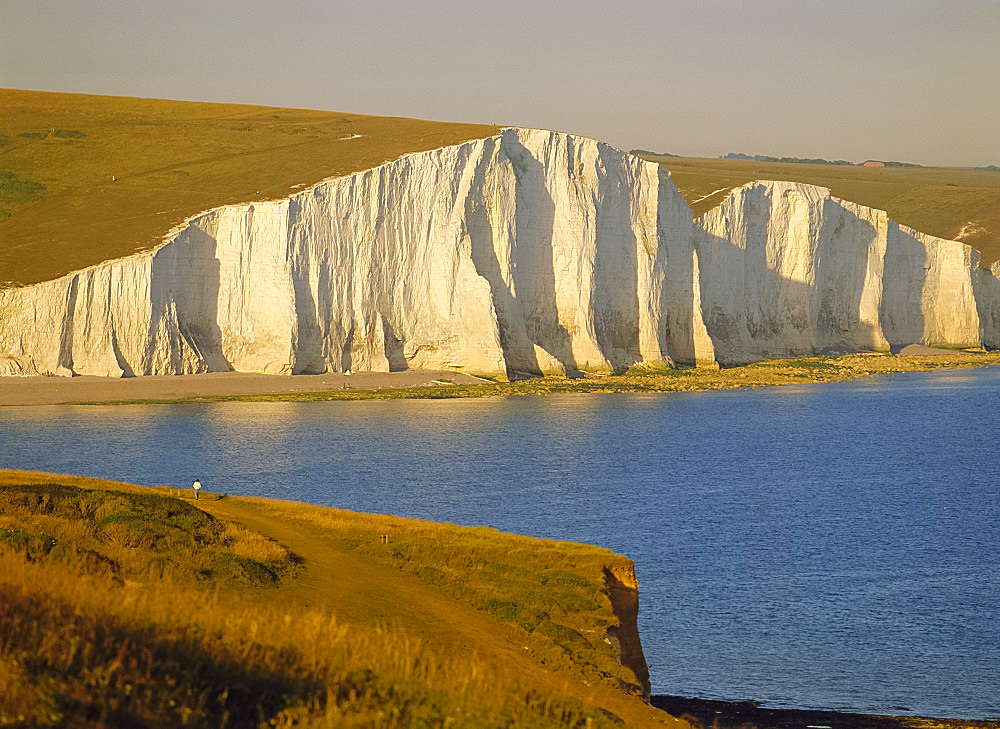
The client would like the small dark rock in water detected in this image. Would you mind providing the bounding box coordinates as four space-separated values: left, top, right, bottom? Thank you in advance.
651 696 1000 729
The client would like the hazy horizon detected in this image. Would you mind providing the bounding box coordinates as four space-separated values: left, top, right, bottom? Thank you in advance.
3 0 998 168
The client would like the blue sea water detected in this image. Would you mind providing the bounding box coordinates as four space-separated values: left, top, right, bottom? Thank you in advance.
1 368 998 718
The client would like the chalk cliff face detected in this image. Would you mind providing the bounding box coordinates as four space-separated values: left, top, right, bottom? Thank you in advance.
694 181 992 364
0 129 704 377
0 130 997 377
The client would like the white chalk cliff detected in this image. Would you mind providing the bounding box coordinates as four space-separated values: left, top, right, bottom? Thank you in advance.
0 128 997 378
695 181 1000 364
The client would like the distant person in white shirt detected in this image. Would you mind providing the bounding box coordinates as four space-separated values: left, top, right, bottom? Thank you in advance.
193 479 202 501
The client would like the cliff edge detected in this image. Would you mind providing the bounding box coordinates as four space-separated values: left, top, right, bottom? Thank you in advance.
605 563 652 699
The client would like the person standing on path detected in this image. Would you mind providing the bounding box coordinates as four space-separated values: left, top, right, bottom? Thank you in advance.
193 478 202 500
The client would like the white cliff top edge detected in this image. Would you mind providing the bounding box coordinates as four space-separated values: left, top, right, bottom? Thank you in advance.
2 130 981 290
2 127 647 292
697 178 983 263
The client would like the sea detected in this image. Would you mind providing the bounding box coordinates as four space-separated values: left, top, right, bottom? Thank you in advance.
1 367 998 719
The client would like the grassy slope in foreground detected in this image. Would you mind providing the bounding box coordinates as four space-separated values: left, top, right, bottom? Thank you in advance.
0 89 498 287
0 470 677 729
638 154 1000 265
75 351 1000 405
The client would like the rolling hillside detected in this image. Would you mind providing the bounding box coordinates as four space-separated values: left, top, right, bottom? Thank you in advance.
0 89 498 286
638 154 1000 264
2 88 997 292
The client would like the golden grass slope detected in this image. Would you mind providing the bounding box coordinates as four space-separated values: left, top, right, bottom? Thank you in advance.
638 154 1000 265
0 470 680 728
0 89 498 287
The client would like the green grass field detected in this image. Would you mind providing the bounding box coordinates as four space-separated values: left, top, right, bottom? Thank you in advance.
0 89 498 287
638 154 1000 264
0 470 677 728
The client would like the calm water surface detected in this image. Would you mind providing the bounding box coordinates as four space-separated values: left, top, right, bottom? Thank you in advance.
1 369 998 718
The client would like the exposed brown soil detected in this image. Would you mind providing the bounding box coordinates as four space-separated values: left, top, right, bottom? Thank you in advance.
604 565 651 699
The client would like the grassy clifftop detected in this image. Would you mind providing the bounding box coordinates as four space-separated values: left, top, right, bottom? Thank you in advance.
0 89 498 287
0 470 677 728
638 154 1000 265
3 90 997 290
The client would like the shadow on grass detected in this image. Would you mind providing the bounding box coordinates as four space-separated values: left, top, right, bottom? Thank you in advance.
1 585 326 727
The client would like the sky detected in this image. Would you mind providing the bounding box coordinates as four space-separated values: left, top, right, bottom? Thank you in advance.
2 0 998 167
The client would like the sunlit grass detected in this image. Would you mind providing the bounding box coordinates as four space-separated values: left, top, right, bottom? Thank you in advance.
638 153 1000 264
0 478 296 588
0 89 498 287
5 90 996 290
0 471 662 728
240 497 644 693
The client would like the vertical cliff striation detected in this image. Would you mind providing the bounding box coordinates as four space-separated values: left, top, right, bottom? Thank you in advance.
1 131 997 377
0 129 702 377
694 181 993 364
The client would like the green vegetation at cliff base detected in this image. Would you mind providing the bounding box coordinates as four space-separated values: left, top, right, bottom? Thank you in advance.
89 351 1000 405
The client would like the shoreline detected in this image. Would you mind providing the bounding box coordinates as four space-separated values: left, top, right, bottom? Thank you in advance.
651 695 1000 729
0 368 488 406
2 351 1000 407
2 469 995 727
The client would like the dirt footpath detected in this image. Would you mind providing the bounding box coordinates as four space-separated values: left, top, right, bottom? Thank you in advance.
198 496 683 729
0 369 487 406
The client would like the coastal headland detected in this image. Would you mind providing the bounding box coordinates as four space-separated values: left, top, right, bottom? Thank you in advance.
1 471 996 727
0 469 674 727
5 99 1000 381
3 90 998 726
